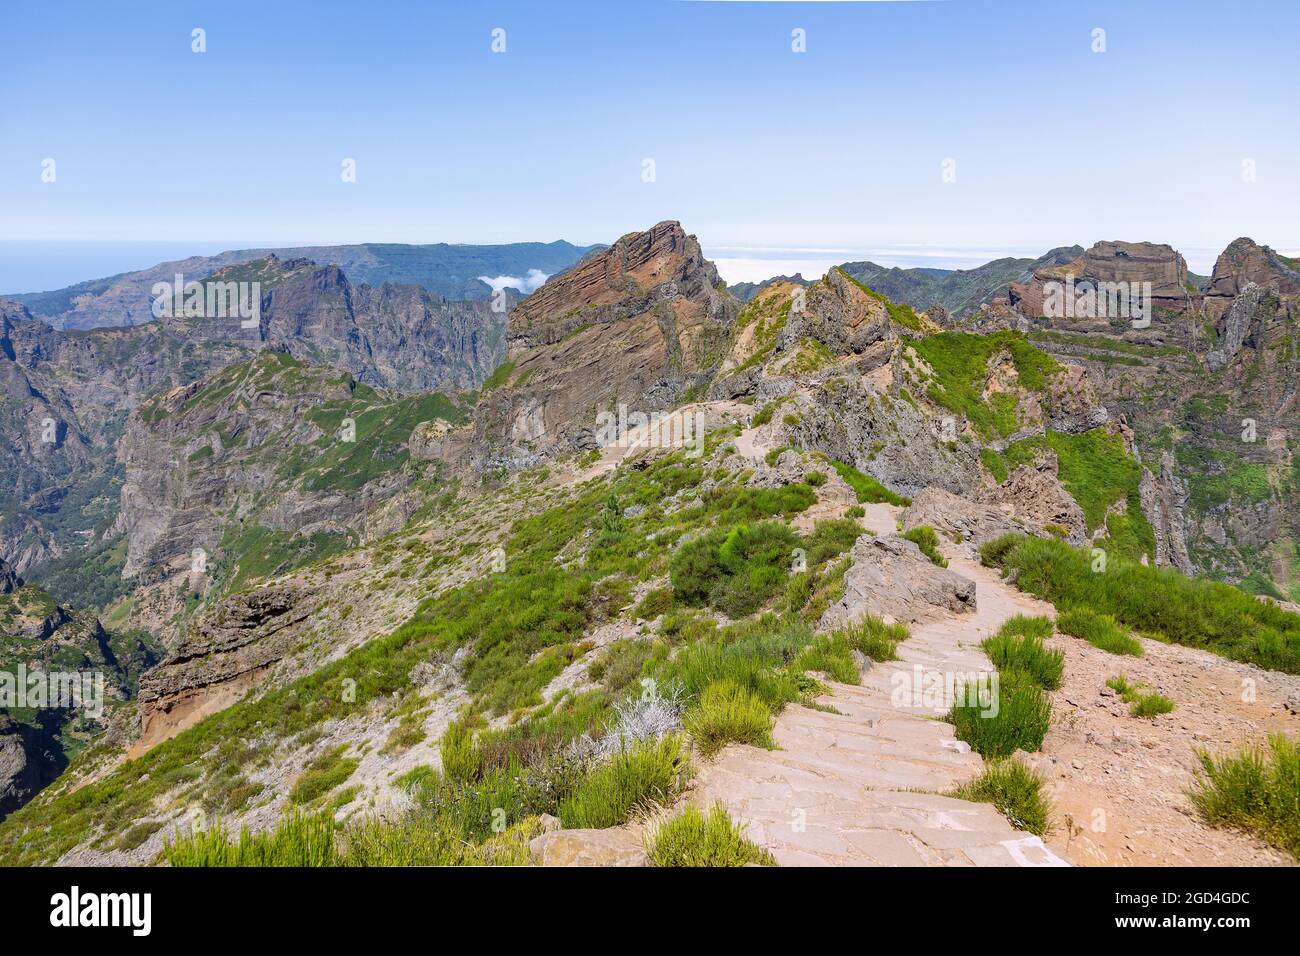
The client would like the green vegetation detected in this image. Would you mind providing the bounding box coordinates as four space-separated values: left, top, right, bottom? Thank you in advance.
908 331 1061 439
480 361 516 392
645 804 776 867
557 735 686 829
165 810 337 867
1105 675 1175 717
684 679 774 756
751 396 791 427
993 428 1155 562
830 459 910 506
981 616 1063 690
1057 608 1143 656
949 669 1052 759
1189 735 1300 859
902 525 948 568
950 759 1051 835
288 747 359 805
671 521 801 618
986 535 1300 672
836 269 924 331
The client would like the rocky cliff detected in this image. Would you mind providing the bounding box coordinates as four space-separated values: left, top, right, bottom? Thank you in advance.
468 222 737 467
0 256 507 579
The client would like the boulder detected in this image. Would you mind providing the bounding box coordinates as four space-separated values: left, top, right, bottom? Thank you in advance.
820 534 976 630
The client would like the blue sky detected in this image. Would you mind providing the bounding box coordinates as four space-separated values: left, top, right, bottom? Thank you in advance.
2 0 1297 287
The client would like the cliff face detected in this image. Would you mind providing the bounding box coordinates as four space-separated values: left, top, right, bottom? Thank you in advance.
1008 240 1195 322
469 222 737 466
0 557 159 820
0 256 505 576
998 237 1300 595
113 351 467 587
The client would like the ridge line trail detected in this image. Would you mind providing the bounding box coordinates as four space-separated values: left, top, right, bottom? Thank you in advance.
689 499 1070 866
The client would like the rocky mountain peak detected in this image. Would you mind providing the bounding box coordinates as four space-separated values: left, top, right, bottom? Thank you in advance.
1209 237 1300 297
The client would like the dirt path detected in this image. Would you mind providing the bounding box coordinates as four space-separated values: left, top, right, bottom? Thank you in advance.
687 506 1069 866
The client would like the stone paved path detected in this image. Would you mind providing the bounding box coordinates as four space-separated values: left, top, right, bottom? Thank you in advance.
688 505 1070 866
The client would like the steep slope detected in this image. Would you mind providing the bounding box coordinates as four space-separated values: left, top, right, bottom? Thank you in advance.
0 557 159 820
1000 237 1300 593
0 256 506 580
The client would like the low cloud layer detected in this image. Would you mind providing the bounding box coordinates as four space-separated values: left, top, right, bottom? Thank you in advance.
478 268 549 294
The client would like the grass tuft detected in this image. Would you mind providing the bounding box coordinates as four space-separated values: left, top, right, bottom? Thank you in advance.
645 803 777 867
1189 735 1300 859
950 758 1051 835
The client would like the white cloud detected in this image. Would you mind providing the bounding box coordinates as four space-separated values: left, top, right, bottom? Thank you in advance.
478 268 549 294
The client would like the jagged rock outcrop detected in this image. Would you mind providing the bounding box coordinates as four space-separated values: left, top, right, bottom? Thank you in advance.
900 487 1031 545
821 534 976 629
135 583 313 749
1207 238 1300 298
990 462 1088 545
470 222 737 464
1009 240 1194 319
791 373 983 498
1207 281 1272 371
1140 453 1195 574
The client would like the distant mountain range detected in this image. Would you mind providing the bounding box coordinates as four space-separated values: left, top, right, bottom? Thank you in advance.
5 241 602 331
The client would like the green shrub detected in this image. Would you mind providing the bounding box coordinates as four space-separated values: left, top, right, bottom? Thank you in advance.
804 470 827 487
289 747 359 805
165 810 337 867
665 631 805 712
645 803 776 867
949 670 1051 759
438 720 481 783
1105 675 1175 717
836 615 910 662
792 633 861 683
1189 735 1300 859
950 759 1051 835
902 525 948 567
685 679 775 756
670 521 798 617
633 586 674 621
845 505 866 519
830 460 910 506
980 532 1025 568
558 735 686 829
982 619 1063 690
751 397 790 427
987 535 1300 672
1058 608 1143 657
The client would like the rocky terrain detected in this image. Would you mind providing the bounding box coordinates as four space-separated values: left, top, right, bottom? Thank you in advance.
0 221 1296 868
0 255 508 579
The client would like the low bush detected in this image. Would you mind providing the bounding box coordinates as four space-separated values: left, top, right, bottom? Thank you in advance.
684 679 774 755
950 759 1051 835
1105 675 1175 717
1057 608 1143 657
902 525 948 567
1189 735 1300 859
645 803 776 867
557 735 686 829
949 670 1051 759
830 460 910 507
982 618 1063 690
165 810 337 867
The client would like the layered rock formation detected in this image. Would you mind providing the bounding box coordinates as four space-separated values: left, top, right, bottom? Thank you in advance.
469 222 737 466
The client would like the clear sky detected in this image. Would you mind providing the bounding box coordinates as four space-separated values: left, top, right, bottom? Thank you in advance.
2 0 1297 286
